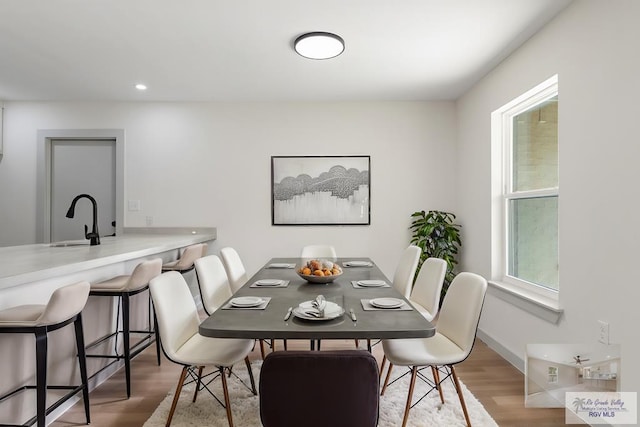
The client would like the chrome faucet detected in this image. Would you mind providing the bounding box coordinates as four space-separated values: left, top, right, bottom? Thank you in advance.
66 194 100 246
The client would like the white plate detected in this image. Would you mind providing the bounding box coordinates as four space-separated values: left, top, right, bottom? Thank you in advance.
255 279 283 286
230 296 264 307
356 280 387 287
269 263 294 268
293 301 344 320
369 297 404 309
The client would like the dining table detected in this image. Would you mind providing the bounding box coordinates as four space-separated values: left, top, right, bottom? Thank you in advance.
198 257 435 344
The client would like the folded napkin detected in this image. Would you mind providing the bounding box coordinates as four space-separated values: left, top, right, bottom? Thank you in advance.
302 295 327 318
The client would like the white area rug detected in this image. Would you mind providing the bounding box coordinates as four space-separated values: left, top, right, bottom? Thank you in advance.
144 361 497 427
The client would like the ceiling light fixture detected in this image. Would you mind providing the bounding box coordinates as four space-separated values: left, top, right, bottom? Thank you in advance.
135 83 147 91
294 32 345 60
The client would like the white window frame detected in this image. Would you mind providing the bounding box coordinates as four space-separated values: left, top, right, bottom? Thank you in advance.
490 75 561 318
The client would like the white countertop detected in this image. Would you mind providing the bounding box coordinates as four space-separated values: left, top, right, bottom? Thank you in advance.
0 229 216 290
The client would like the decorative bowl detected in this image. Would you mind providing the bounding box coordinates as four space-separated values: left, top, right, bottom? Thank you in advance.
297 270 343 284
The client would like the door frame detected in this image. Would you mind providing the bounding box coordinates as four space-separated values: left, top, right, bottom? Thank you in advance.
36 129 125 243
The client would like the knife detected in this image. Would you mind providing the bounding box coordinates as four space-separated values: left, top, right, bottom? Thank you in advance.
283 306 293 321
349 308 357 322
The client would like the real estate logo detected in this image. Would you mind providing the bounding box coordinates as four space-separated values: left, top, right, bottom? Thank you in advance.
565 392 637 424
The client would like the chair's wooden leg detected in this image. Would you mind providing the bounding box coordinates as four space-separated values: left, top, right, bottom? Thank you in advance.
220 366 234 427
379 355 387 379
381 361 394 395
450 365 472 427
193 366 204 402
260 339 266 359
432 365 445 403
244 357 257 395
166 367 188 427
401 367 418 427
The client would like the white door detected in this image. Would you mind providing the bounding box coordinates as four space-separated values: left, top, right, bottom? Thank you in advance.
50 139 116 242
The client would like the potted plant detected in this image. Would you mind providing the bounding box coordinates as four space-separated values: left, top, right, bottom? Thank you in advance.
409 210 462 301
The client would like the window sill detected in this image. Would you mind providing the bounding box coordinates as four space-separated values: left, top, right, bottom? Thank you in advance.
488 281 563 324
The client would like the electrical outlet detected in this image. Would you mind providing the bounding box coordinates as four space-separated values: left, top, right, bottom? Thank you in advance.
598 320 609 345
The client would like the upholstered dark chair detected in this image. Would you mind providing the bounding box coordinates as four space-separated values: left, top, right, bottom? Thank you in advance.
259 350 379 427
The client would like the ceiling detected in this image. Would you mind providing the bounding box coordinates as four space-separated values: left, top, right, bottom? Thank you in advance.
0 0 572 102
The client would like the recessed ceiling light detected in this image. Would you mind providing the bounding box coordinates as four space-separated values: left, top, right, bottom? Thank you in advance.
294 32 345 60
135 83 147 91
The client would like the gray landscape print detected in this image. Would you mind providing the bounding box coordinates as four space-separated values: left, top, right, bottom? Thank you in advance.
272 156 370 225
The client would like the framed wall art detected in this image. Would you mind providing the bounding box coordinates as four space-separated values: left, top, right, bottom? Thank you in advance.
271 155 370 226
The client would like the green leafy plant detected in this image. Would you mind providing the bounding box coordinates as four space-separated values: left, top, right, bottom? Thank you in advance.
409 210 462 300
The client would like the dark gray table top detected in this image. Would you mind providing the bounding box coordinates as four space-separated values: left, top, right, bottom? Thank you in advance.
198 257 435 340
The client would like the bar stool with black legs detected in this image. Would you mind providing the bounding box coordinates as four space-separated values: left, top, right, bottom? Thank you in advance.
0 281 91 427
85 258 162 398
161 243 208 275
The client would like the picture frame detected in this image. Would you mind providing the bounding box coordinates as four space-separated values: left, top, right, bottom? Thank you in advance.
271 155 370 226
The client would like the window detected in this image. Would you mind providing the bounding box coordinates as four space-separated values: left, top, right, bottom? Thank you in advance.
492 75 559 300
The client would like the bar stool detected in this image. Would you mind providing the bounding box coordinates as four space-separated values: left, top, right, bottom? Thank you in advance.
0 281 91 427
161 243 208 274
85 258 162 398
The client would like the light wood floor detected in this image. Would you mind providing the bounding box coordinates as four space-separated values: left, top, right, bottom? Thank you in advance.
51 338 566 427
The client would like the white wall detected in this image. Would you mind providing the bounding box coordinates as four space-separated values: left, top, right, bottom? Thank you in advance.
0 101 457 279
457 0 640 393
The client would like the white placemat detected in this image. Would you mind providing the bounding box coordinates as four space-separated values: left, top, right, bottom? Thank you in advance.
360 298 412 311
222 297 272 310
265 263 296 269
351 280 390 289
249 280 290 288
342 260 373 267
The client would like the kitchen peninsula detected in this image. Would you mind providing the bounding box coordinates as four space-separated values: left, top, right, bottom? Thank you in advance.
0 227 216 295
0 228 215 425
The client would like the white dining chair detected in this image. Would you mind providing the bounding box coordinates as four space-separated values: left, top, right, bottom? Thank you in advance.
150 271 256 427
408 257 447 321
300 244 337 260
194 254 233 316
218 247 275 357
363 245 421 351
392 245 422 298
220 247 249 294
379 257 447 380
380 272 488 427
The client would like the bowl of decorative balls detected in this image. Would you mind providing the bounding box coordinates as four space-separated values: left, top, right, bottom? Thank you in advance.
297 259 343 284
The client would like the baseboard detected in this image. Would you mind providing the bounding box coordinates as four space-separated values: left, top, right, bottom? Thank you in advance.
477 328 525 373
